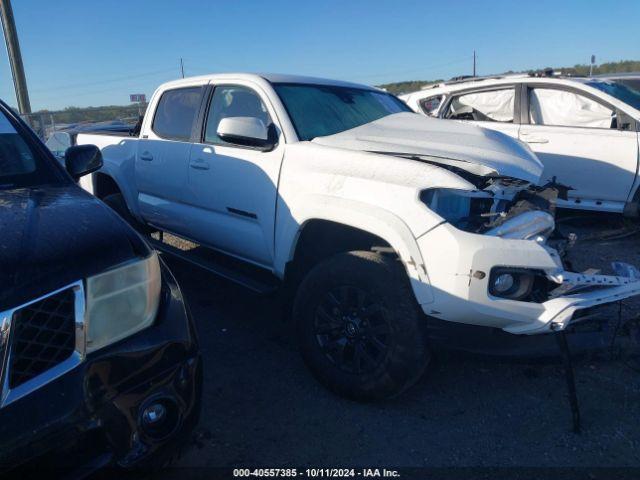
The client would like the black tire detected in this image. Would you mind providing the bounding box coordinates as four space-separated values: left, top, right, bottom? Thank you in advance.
102 193 154 235
294 250 430 401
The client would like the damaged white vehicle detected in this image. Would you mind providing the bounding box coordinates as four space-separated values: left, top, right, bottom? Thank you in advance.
72 74 640 400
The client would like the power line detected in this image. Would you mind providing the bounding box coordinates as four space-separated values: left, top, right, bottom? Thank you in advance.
30 67 176 93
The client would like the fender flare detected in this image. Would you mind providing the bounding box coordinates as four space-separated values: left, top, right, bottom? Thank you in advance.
275 194 434 305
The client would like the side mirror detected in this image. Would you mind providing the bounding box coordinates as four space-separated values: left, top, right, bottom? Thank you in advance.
65 144 103 180
217 117 275 150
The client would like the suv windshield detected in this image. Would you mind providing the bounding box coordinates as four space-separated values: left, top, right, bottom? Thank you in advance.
586 80 640 111
0 107 62 189
273 83 411 141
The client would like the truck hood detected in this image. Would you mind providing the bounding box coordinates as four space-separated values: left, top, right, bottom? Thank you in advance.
0 184 148 311
312 112 544 185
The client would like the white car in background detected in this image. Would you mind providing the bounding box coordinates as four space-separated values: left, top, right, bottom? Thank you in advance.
401 74 640 215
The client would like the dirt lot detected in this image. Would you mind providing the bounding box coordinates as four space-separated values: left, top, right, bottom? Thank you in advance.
159 212 640 475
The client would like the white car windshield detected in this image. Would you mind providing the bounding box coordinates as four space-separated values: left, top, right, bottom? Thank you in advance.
274 83 411 141
586 80 640 111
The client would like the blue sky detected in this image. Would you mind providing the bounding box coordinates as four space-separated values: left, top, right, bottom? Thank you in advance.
1 0 638 111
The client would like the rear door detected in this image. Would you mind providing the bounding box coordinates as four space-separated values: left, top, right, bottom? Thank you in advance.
519 85 638 209
440 85 521 139
181 82 285 268
136 85 205 231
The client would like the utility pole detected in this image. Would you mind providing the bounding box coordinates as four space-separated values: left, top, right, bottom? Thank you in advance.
473 50 476 77
180 57 185 78
0 0 30 114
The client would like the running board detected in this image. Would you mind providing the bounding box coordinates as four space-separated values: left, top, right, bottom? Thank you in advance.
148 236 280 295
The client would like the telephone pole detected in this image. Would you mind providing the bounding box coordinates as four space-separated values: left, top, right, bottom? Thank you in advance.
473 50 476 77
180 57 185 78
0 0 30 114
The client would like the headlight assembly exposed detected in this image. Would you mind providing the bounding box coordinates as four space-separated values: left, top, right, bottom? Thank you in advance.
85 252 161 353
420 188 493 225
485 210 555 242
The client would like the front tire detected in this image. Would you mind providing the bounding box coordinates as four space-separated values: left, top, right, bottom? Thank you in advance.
294 251 430 401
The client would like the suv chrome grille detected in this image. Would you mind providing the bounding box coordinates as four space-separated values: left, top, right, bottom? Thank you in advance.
9 288 76 388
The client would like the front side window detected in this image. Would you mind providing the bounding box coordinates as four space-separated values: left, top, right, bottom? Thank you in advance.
444 88 515 122
273 83 411 141
152 87 203 141
529 88 614 129
420 95 443 116
0 110 61 189
204 85 271 145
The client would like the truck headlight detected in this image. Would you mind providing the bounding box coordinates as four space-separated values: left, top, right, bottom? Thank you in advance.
85 252 161 353
420 188 493 226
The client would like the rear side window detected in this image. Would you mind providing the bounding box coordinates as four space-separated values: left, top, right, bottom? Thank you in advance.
529 88 615 129
152 87 203 140
444 88 515 122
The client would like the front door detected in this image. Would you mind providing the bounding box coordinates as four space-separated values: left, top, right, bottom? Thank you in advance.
520 86 638 207
182 83 285 267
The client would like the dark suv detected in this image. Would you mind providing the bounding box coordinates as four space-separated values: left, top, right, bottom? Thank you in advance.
0 100 201 474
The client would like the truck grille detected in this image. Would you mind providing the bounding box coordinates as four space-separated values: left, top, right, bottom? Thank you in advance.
9 288 76 388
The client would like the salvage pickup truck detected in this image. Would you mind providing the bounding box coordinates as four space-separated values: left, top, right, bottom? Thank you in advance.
76 73 640 400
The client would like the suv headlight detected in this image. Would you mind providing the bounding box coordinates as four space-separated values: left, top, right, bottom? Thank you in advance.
85 252 161 353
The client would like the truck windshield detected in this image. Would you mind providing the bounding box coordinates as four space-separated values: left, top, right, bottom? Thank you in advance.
586 80 640 111
0 107 62 189
273 83 412 141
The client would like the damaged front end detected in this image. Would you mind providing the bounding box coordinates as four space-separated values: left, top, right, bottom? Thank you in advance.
420 176 566 242
418 169 640 336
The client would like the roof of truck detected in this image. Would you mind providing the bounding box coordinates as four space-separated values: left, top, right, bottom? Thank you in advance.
160 72 379 91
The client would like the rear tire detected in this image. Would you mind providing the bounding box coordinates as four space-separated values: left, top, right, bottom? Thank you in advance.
102 193 154 235
294 250 430 401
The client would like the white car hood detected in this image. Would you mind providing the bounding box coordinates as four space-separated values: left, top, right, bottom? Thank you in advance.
312 112 544 184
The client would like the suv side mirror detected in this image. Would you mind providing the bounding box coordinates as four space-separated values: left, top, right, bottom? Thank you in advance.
217 117 276 150
65 144 103 180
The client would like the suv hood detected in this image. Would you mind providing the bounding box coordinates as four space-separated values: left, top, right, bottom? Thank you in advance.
312 112 544 184
0 185 148 311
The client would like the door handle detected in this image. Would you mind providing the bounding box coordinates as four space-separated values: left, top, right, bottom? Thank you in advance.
140 151 154 161
189 159 210 170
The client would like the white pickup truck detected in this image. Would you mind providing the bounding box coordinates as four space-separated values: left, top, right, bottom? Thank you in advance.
76 73 640 400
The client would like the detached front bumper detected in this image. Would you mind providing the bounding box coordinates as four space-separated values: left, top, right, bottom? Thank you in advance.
416 222 640 335
0 261 202 475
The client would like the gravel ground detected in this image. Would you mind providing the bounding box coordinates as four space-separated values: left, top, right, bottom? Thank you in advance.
157 211 640 476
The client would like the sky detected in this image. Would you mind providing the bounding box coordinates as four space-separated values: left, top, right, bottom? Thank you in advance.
0 0 638 111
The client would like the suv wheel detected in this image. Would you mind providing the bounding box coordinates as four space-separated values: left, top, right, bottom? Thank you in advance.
294 250 430 401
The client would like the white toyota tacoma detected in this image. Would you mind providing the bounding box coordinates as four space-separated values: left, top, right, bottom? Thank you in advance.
74 73 640 400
